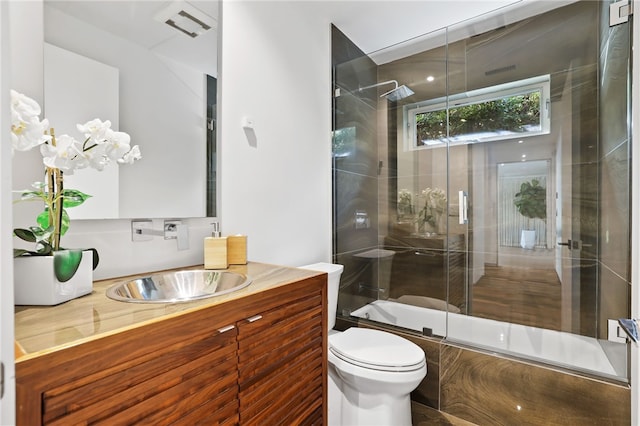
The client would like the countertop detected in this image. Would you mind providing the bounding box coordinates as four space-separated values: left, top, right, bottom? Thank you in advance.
14 262 323 362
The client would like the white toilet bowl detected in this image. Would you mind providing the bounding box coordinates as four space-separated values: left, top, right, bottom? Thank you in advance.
299 263 427 426
328 327 426 425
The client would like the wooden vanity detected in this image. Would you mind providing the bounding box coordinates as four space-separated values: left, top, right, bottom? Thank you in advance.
14 262 327 425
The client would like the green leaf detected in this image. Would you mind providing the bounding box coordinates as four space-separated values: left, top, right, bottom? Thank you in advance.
54 249 83 282
62 189 92 208
58 247 100 271
36 209 51 230
36 209 70 236
13 228 37 243
13 248 31 257
513 179 546 220
87 248 100 270
60 209 70 236
35 241 53 255
19 191 45 201
30 226 51 240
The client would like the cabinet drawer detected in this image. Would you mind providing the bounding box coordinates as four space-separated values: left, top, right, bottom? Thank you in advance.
43 327 238 425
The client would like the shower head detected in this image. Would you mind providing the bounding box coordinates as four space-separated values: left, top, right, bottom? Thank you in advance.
381 84 414 101
358 80 414 102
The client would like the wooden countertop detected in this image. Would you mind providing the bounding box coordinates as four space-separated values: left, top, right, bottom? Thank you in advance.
14 262 323 362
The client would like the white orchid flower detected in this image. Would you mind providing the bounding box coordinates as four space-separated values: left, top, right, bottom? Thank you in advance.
40 134 87 175
10 89 141 259
77 119 112 142
118 145 142 165
10 90 51 151
103 129 132 161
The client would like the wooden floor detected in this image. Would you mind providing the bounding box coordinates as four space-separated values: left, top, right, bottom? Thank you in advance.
471 264 562 331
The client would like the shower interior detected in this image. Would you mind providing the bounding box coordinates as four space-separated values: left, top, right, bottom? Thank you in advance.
332 0 631 383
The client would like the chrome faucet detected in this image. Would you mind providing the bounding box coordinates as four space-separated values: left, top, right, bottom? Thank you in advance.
131 219 189 250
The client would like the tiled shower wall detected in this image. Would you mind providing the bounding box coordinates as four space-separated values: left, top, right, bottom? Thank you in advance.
331 26 381 313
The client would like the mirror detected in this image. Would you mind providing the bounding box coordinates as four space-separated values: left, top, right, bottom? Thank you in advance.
42 0 218 219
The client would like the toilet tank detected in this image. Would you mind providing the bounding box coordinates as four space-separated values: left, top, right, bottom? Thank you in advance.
299 263 344 330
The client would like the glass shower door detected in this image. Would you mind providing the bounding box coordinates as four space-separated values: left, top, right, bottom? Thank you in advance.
444 0 631 381
331 0 632 383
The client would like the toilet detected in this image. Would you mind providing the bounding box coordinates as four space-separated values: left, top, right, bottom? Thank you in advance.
300 262 427 426
353 248 396 298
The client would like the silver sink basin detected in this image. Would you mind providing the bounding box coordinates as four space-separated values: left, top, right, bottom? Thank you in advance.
106 270 252 303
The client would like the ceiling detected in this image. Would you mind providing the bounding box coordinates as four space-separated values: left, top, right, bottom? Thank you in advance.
328 0 522 55
44 1 579 71
44 0 219 73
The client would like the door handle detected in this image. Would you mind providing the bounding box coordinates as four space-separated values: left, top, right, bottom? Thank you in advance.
458 190 468 225
558 240 591 249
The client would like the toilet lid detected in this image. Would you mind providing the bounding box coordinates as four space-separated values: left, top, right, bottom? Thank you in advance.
330 328 425 372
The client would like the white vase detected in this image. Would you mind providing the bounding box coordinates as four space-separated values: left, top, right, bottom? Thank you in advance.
14 250 94 306
520 230 536 249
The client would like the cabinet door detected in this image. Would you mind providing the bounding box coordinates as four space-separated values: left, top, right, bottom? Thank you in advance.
237 291 324 425
40 325 238 425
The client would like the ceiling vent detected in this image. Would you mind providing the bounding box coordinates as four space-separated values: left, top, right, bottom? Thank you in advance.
154 1 217 38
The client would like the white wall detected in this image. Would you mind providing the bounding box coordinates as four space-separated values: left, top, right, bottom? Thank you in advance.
0 2 15 423
218 1 333 267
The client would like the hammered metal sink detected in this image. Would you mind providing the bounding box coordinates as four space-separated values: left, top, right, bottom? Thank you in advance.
106 270 252 303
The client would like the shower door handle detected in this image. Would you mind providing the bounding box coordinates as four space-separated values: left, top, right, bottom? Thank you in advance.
558 239 590 250
458 191 468 225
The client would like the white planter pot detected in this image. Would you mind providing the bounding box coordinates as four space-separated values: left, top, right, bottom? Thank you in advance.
14 250 94 306
520 230 536 249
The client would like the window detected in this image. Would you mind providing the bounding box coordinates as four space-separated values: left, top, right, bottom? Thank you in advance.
404 74 551 150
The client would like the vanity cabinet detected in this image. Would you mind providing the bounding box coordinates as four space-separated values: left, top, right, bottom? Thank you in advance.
41 326 240 425
15 272 327 425
238 291 324 424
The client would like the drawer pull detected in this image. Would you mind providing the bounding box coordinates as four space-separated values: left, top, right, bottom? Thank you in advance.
247 315 263 323
217 325 235 334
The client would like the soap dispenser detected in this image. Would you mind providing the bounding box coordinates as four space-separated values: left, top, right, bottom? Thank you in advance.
204 223 228 269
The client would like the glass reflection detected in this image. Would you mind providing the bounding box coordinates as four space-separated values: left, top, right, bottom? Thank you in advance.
332 0 630 382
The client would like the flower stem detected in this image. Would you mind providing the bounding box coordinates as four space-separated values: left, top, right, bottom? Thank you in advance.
47 128 63 251
46 166 54 230
53 167 63 251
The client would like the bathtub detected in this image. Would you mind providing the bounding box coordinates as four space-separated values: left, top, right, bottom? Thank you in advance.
351 299 627 381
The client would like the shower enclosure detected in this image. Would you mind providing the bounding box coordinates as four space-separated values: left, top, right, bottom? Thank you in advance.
332 0 631 383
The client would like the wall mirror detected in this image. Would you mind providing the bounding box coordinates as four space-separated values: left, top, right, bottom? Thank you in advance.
42 0 218 219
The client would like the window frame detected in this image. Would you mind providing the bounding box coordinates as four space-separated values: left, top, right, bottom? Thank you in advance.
403 74 551 151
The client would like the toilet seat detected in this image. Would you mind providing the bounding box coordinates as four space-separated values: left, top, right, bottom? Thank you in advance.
329 328 425 372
